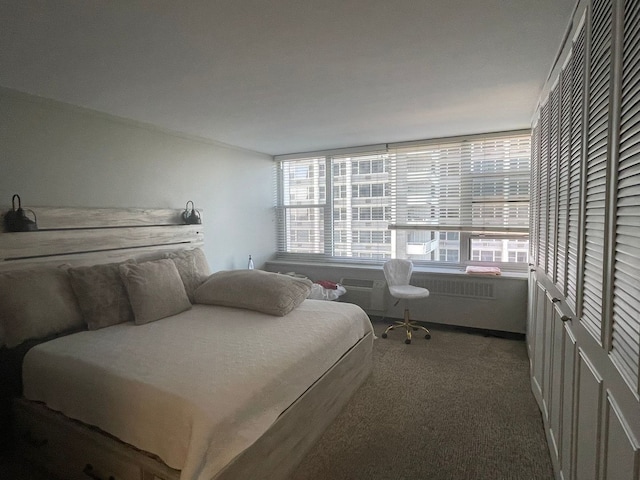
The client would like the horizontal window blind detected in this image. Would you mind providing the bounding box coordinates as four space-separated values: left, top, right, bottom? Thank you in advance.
276 131 530 263
330 151 393 260
276 156 328 256
388 134 531 232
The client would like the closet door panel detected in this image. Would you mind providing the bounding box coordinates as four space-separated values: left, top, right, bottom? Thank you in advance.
575 350 604 480
549 303 567 463
531 124 541 268
539 103 551 272
582 0 614 342
560 324 577 480
528 267 537 360
533 281 547 404
557 63 573 295
548 86 560 280
612 0 640 394
567 24 586 316
542 292 556 423
604 393 640 480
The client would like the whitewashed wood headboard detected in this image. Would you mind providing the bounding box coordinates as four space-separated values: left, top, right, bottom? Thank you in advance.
0 206 204 271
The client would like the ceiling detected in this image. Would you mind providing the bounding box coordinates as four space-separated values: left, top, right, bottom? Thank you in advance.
0 0 576 156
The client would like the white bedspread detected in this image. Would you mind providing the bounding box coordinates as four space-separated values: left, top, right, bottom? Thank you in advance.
23 300 373 480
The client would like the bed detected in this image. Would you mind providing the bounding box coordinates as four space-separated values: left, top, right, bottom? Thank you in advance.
0 206 374 480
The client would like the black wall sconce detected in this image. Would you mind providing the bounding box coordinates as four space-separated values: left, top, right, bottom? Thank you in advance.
4 194 38 232
182 200 202 225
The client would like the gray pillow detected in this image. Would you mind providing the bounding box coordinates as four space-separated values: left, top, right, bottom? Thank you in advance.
68 262 135 330
119 259 191 325
0 266 84 348
165 248 211 303
194 270 312 316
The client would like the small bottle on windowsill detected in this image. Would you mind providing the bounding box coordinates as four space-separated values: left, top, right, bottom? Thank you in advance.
248 255 254 270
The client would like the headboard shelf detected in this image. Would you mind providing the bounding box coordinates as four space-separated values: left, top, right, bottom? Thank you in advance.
0 206 204 271
2 206 187 230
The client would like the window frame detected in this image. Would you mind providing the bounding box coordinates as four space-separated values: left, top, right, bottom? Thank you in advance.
275 131 530 270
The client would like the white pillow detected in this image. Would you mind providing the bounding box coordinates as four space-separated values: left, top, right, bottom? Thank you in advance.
0 266 84 348
68 261 135 330
165 248 211 303
119 259 191 325
194 270 312 316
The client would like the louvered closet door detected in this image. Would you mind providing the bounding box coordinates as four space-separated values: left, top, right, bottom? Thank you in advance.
568 25 587 316
582 0 614 342
557 63 573 296
531 124 541 265
548 86 560 280
612 0 640 393
539 103 550 271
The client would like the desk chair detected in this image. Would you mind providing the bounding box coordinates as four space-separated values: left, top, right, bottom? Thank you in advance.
382 259 431 344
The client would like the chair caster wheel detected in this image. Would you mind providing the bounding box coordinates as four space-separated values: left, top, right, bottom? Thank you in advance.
425 334 431 339
405 339 411 344
381 333 388 338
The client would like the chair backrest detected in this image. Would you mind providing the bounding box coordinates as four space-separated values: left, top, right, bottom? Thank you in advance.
383 259 413 287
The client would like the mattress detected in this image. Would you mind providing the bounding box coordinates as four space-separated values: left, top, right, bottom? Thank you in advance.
22 300 373 480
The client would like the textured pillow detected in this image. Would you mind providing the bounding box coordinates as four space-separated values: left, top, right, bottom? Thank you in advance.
165 248 211 303
194 269 313 316
0 266 84 348
68 262 135 330
119 259 191 325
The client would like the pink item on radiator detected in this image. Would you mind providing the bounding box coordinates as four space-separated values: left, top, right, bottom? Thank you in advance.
465 266 502 275
316 280 338 290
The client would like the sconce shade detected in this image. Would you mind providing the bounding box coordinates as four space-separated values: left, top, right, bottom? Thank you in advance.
182 201 202 225
4 194 38 232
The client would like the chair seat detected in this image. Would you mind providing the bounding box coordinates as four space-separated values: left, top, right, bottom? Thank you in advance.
388 284 430 299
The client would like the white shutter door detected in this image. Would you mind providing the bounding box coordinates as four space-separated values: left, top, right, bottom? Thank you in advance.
611 0 640 393
557 63 573 295
582 0 613 342
567 25 587 315
531 124 541 265
539 102 550 271
548 85 560 280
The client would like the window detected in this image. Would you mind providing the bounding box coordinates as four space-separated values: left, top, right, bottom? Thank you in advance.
439 249 460 262
334 207 347 221
276 132 530 266
470 236 529 263
333 162 347 177
334 185 346 198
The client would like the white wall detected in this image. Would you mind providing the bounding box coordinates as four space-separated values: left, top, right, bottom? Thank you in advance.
0 88 276 271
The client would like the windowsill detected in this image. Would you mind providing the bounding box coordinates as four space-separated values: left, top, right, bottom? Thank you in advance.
265 259 529 280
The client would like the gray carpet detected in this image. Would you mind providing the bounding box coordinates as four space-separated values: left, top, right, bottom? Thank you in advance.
290 321 553 480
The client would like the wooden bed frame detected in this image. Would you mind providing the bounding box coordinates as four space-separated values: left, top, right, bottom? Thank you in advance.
1 206 373 480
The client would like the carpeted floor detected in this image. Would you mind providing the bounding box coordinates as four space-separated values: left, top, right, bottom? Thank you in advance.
289 320 554 480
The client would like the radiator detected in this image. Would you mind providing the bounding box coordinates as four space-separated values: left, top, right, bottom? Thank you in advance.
339 278 386 312
411 277 495 299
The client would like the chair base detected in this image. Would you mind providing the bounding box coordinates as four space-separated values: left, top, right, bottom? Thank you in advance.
381 308 431 344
